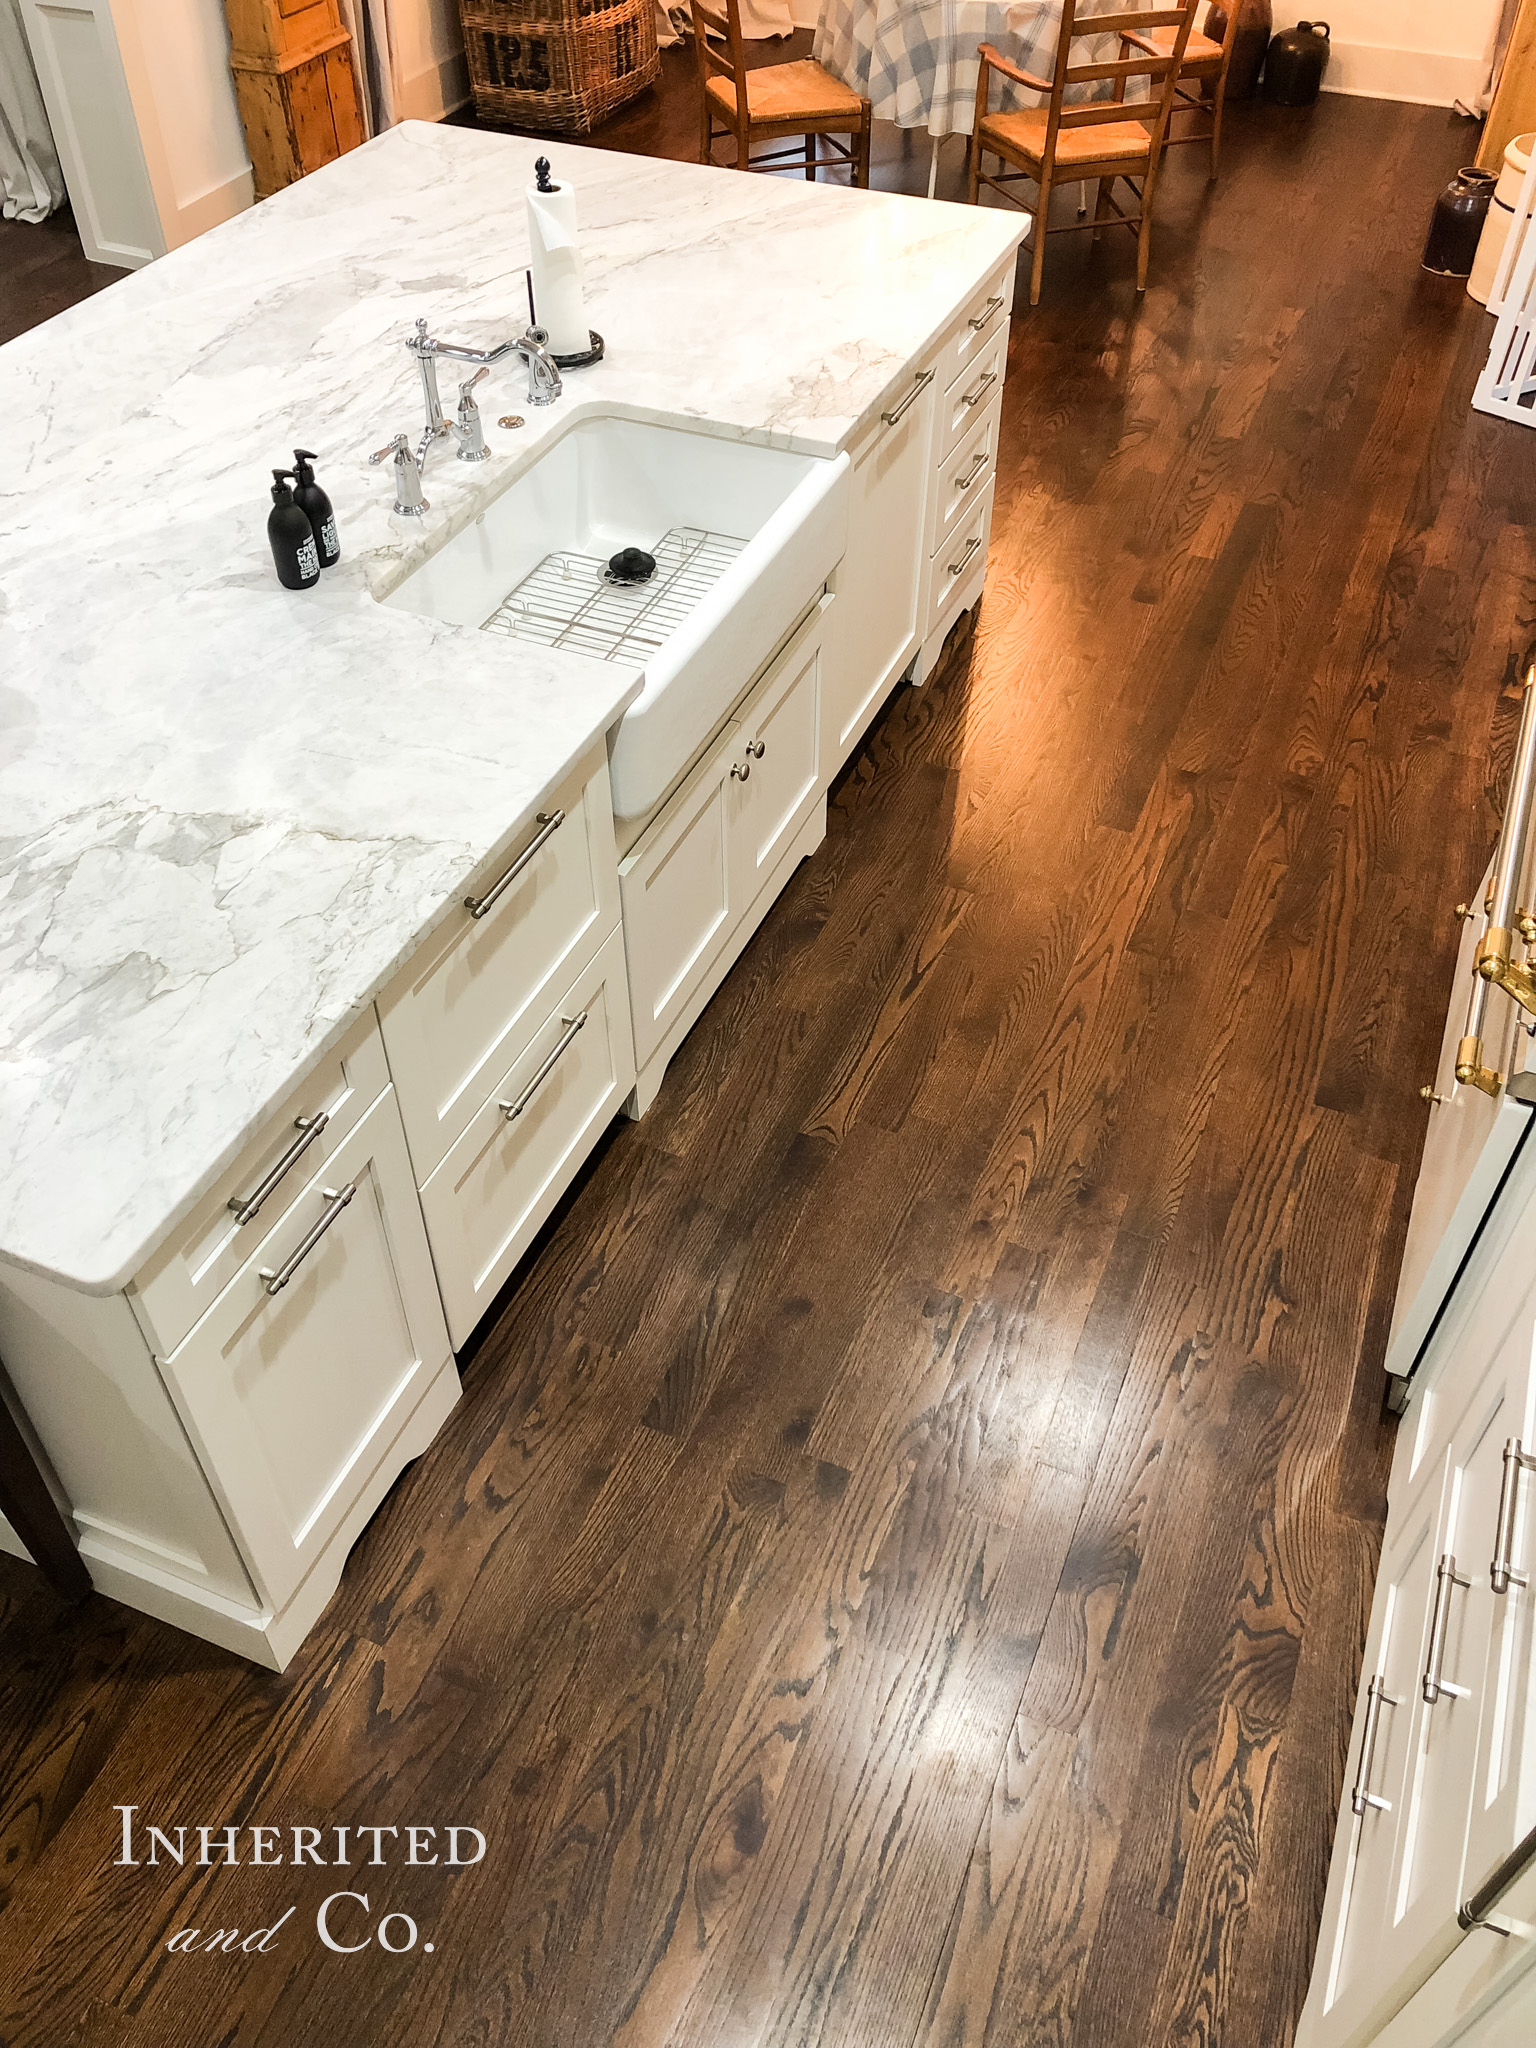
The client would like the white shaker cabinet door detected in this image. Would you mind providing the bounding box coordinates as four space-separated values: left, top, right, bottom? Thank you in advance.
1376 1369 1529 2019
620 724 740 1073
823 364 936 769
1464 1307 1536 1902
158 1088 453 1613
728 599 827 911
1305 1470 1446 2048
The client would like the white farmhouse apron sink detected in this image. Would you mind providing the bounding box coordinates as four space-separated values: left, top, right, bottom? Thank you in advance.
383 413 851 831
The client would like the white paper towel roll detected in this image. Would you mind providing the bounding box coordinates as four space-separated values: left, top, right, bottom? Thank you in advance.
526 178 590 358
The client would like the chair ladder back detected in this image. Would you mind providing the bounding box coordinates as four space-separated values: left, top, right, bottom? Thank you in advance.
1056 0 1196 142
692 0 752 135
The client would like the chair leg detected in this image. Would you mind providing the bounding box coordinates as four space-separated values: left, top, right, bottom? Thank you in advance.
1029 170 1051 305
1091 173 1113 243
699 97 712 167
736 121 749 171
858 105 871 188
805 132 816 181
1136 195 1152 291
966 134 981 206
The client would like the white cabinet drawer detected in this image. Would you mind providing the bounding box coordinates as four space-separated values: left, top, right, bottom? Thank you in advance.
130 1011 391 1356
158 1086 453 1611
929 397 1000 562
934 262 1014 399
419 923 635 1350
379 743 620 1184
924 476 996 648
937 324 1008 464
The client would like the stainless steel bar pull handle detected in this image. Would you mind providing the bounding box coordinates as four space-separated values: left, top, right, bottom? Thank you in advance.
1491 1438 1536 1593
1422 1553 1472 1702
258 1184 355 1296
228 1111 330 1227
1350 1674 1398 1814
499 1012 587 1123
955 450 989 492
464 809 565 920
961 369 998 409
948 534 984 579
968 294 1006 332
881 369 934 428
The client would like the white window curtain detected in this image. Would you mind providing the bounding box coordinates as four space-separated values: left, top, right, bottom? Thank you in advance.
655 0 799 49
335 0 399 135
1479 0 1523 114
0 0 65 221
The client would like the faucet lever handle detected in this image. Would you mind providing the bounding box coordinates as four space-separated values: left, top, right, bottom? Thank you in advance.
369 433 409 466
459 366 490 407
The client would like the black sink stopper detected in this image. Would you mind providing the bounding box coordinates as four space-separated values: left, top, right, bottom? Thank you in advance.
608 547 657 584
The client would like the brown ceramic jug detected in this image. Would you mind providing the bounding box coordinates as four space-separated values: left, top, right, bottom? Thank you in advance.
1205 0 1272 101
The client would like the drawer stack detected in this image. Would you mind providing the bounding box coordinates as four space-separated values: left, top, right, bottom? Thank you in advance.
378 740 636 1350
915 266 1012 679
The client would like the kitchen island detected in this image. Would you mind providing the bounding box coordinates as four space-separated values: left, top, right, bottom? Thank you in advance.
0 121 1026 1664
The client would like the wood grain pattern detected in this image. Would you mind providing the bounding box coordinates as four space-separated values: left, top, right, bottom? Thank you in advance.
0 80 1519 2048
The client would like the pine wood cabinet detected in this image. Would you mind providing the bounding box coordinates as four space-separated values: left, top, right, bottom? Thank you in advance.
224 0 364 198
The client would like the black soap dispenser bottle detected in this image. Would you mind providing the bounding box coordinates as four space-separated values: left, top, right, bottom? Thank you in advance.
291 448 340 567
268 471 320 590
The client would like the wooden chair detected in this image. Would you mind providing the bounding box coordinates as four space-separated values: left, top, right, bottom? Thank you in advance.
967 2 1199 307
1116 2 1242 179
693 0 871 185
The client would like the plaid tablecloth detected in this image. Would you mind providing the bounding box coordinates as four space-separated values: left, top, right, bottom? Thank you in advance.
814 0 1119 139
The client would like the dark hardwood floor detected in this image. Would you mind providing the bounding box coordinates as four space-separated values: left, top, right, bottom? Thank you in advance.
0 63 1521 2048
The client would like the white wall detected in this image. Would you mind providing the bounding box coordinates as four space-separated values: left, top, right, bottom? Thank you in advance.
1272 0 1504 109
112 0 253 241
392 0 469 121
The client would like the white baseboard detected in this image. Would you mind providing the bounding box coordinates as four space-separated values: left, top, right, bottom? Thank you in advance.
1321 41 1490 110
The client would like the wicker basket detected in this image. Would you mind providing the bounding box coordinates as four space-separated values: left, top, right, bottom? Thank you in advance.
460 0 661 134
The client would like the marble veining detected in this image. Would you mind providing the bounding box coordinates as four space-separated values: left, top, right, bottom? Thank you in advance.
0 122 1023 1294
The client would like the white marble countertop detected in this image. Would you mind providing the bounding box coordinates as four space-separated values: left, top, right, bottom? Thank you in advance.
0 121 1024 1295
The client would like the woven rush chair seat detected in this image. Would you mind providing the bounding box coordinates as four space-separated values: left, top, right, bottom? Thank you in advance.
705 59 865 127
1133 22 1225 65
694 0 871 184
976 108 1153 168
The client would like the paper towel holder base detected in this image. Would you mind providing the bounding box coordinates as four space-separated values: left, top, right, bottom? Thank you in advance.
553 330 605 371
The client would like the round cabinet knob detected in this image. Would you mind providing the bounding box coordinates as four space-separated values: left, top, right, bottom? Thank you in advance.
1420 1085 1448 1104
730 761 751 781
747 740 766 760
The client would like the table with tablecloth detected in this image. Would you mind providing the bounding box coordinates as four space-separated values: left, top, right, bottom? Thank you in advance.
814 0 1121 138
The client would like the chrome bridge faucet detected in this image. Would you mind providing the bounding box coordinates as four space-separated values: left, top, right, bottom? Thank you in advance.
370 316 562 514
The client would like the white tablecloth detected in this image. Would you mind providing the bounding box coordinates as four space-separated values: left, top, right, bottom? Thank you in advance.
814 0 1118 138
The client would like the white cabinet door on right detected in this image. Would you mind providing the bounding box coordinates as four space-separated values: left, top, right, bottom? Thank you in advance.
621 725 740 1073
823 365 936 767
728 598 827 911
1464 1305 1536 1902
1305 1470 1445 2048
